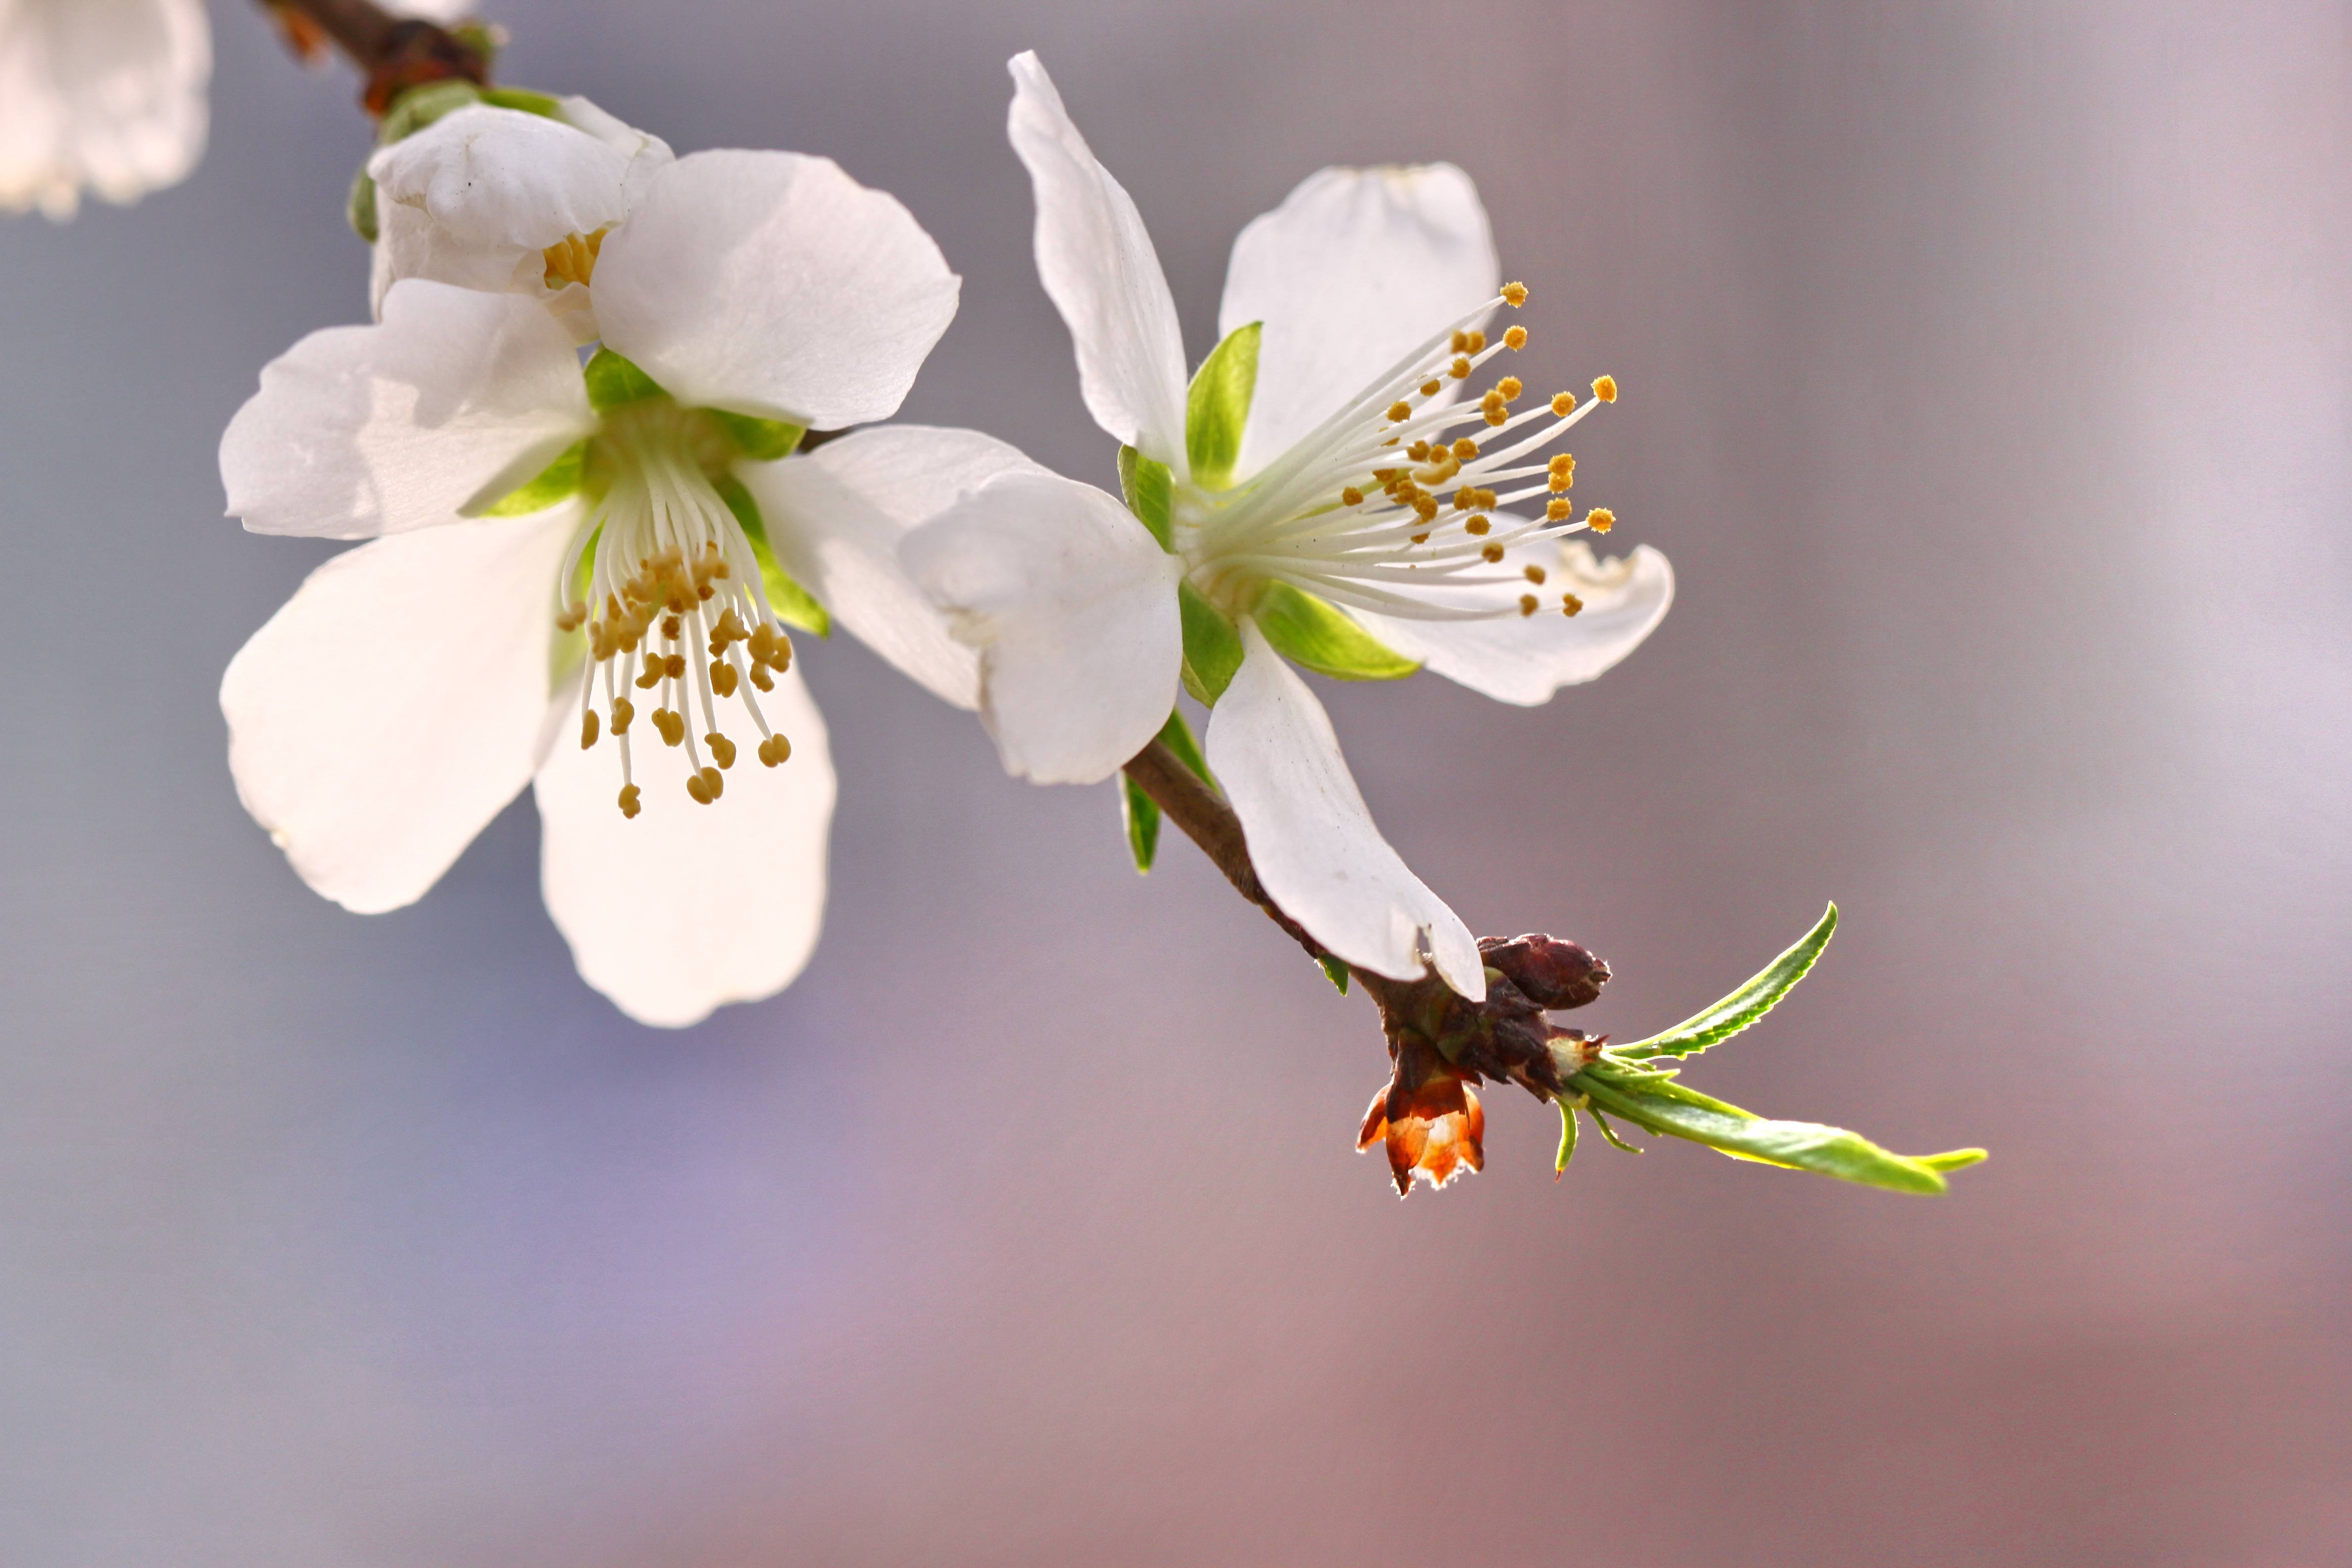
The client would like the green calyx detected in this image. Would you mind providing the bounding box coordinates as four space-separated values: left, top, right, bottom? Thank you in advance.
1185 321 1261 491
1250 581 1420 682
1117 445 1174 550
1552 905 1988 1194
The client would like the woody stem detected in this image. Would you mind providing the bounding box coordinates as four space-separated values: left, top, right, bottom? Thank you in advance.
252 0 490 108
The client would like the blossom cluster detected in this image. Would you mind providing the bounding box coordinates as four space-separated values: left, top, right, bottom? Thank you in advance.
8 25 1674 1051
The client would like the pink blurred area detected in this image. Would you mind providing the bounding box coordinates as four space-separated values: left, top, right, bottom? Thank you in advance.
0 1 2345 1563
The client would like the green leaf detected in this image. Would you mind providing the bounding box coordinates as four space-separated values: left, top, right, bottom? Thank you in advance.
479 440 588 516
479 86 562 118
1574 1073 1981 1196
713 475 830 637
1317 954 1351 994
1555 1099 1580 1173
1185 321 1261 490
1178 580 1245 705
1120 775 1162 873
584 348 666 413
1252 580 1421 682
703 410 805 462
1153 707 1211 784
1117 445 1174 550
376 80 483 145
1616 903 1839 1060
347 168 379 243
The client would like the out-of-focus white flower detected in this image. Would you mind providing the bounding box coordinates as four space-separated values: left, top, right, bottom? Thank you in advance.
897 53 1676 998
364 96 675 342
0 0 206 219
218 150 984 1027
0 0 477 220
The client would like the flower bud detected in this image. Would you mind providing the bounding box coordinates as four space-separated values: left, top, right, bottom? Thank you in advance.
1478 933 1609 1010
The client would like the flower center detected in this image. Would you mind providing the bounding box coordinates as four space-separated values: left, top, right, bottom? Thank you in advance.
553 399 798 818
541 227 608 292
1175 284 1618 625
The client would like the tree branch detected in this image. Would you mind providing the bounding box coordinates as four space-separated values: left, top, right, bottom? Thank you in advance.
256 0 489 113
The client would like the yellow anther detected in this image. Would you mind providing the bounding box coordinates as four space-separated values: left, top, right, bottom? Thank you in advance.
1342 487 1365 506
1549 471 1573 493
1466 330 1487 353
1481 390 1507 413
1420 379 1442 397
1466 515 1491 536
1410 532 1429 543
1454 487 1478 511
1476 489 1498 508
1503 325 1528 350
766 637 792 672
654 709 685 746
1450 330 1470 353
1388 401 1414 422
1592 375 1617 402
1547 498 1572 521
701 766 723 799
1549 453 1575 474
634 663 662 690
617 784 641 819
1482 543 1505 563
1552 392 1577 415
664 653 686 679
707 734 736 770
1524 564 1547 585
1585 507 1616 533
1414 494 1440 521
1484 408 1508 428
1450 356 1472 380
748 664 774 692
1561 592 1584 616
1407 440 1431 461
661 615 681 640
1451 438 1479 460
610 697 635 735
1497 376 1522 400
686 772 712 805
711 660 739 698
580 710 600 749
759 734 792 767
1519 593 1540 616
541 228 607 291
1502 281 1529 306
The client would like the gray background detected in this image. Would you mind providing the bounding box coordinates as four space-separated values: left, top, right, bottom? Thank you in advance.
3 1 2347 1562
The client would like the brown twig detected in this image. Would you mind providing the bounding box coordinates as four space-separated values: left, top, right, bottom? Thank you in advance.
257 0 489 114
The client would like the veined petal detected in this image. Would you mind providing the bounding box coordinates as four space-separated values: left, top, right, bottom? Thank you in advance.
1006 51 1188 469
740 426 1053 711
1349 539 1674 705
1208 622 1484 1000
901 469 1182 784
221 279 595 540
1220 163 1497 478
0 0 208 220
534 661 835 1029
592 149 960 429
366 102 644 318
220 508 579 915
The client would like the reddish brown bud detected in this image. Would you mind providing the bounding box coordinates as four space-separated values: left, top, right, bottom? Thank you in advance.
1357 1039 1485 1197
1479 934 1609 1010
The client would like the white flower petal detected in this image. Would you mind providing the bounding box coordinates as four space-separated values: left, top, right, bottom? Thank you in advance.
221 279 595 540
366 103 645 322
901 470 1182 784
1349 538 1674 705
220 508 579 915
1006 51 1188 468
0 0 208 220
592 149 960 428
1208 622 1484 999
740 426 1053 711
1219 163 1497 478
533 662 835 1029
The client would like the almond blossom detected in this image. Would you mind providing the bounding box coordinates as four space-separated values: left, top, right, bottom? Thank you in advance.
896 53 1675 999
217 147 1005 1026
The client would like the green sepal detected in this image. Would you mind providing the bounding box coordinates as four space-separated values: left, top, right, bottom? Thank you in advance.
1185 321 1261 491
450 22 503 68
480 440 589 517
703 410 806 463
1616 903 1839 1061
1317 955 1351 994
347 168 379 243
1252 580 1420 682
479 86 562 118
1554 1099 1580 1172
584 348 666 413
376 80 483 145
1116 445 1175 550
1571 1067 1986 1195
1120 776 1162 873
1178 581 1245 705
712 474 831 637
1118 711 1210 875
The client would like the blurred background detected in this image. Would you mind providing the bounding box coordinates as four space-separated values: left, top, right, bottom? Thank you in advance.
3 0 2347 1562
